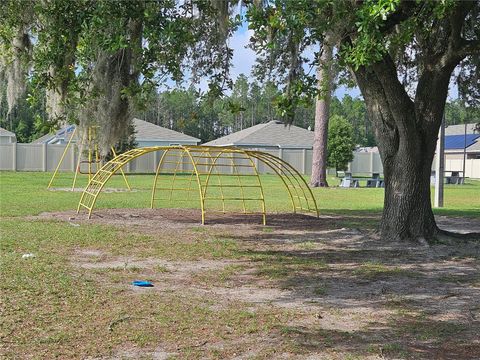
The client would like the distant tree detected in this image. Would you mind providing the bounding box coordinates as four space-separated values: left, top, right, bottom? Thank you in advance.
330 95 375 147
327 115 355 173
444 99 480 125
311 36 335 188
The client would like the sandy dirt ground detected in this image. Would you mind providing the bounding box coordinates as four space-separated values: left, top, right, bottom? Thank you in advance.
35 209 480 359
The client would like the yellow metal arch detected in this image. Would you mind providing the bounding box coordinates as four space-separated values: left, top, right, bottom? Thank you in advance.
246 151 319 217
77 145 318 224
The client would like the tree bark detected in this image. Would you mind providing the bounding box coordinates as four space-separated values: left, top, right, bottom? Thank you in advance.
352 54 459 242
380 131 438 241
310 38 334 187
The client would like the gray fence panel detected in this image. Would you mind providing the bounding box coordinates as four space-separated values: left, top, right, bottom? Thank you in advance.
282 149 304 174
253 148 279 174
304 150 313 175
4 142 480 183
46 144 75 171
0 144 14 170
373 153 383 174
16 144 43 171
130 152 156 173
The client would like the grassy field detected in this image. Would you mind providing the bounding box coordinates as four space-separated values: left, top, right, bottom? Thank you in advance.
1 171 479 359
1 171 479 218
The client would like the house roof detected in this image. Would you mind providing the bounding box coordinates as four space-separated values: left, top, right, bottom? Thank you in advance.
31 125 76 144
32 118 200 144
443 123 480 153
132 118 199 143
204 120 314 148
445 134 480 150
32 133 52 144
0 127 16 137
445 123 479 136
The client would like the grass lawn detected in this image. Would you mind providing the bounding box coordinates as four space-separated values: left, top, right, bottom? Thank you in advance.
1 171 479 359
1 171 478 218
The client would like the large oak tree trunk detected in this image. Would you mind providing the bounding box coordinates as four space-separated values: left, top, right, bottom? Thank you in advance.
310 39 334 187
380 125 438 240
352 55 458 242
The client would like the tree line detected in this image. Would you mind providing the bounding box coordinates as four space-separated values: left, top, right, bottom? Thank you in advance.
1 75 478 145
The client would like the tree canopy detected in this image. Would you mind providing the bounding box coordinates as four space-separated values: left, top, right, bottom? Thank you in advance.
0 0 239 152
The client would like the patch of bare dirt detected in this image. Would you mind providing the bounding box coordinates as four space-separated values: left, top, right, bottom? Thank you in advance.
34 208 480 359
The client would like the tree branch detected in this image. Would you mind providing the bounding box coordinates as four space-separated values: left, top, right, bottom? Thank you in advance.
379 0 418 35
352 64 399 159
459 39 480 57
437 2 477 69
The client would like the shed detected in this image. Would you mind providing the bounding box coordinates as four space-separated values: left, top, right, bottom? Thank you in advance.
0 127 17 144
204 120 314 149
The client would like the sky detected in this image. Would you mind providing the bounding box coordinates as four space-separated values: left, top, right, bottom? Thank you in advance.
169 20 460 101
226 25 362 99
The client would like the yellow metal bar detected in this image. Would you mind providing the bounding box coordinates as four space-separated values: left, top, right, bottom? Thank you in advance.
151 150 169 208
78 148 143 217
111 147 131 191
202 150 227 213
159 160 253 167
168 150 188 202
48 127 77 189
245 153 267 225
261 152 317 214
182 149 206 224
253 153 304 209
226 152 247 214
248 151 318 216
248 152 300 213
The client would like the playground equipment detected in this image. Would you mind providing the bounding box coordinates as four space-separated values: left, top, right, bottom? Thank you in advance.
77 145 319 224
47 125 130 190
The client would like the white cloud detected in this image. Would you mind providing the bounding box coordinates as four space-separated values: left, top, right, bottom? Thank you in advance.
229 28 256 80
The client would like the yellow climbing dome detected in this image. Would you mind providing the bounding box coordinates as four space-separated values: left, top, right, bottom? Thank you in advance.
77 145 318 224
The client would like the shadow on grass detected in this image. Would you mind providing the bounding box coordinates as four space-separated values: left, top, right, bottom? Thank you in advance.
277 317 480 359
210 213 480 359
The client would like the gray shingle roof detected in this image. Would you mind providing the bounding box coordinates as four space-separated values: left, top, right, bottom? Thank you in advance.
204 120 314 148
0 127 16 137
32 119 200 144
133 118 199 142
445 123 479 135
31 132 55 144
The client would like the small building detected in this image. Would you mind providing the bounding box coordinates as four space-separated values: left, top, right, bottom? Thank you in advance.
32 118 200 147
204 120 314 149
0 127 17 144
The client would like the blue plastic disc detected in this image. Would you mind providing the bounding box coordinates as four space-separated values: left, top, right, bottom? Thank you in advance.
132 280 154 287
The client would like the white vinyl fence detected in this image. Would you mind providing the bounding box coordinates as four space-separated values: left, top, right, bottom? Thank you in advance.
0 143 313 175
1 143 479 178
